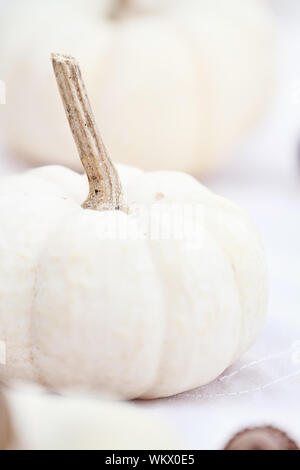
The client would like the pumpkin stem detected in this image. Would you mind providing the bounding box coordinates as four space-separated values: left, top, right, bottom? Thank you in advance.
0 390 15 450
52 53 125 212
109 0 130 20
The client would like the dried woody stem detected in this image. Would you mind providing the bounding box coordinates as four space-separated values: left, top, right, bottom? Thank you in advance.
109 0 130 20
52 53 125 212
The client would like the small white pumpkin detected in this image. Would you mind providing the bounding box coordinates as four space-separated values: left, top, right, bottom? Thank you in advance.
0 55 267 399
0 0 275 174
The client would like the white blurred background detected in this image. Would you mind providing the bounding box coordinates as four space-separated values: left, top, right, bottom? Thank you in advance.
0 0 299 450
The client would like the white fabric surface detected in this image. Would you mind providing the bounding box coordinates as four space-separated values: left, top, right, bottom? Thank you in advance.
0 0 299 450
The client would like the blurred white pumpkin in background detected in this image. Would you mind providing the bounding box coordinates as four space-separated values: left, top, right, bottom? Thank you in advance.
0 0 275 174
3 385 180 450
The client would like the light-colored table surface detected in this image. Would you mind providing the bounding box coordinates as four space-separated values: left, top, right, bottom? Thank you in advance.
0 0 299 450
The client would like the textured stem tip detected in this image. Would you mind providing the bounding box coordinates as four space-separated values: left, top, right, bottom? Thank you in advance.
109 0 130 20
52 53 125 212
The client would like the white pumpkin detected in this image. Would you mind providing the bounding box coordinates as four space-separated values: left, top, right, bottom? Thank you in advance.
0 389 14 450
4 385 179 450
0 0 275 174
0 54 268 399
